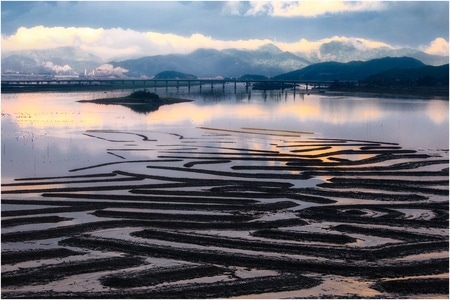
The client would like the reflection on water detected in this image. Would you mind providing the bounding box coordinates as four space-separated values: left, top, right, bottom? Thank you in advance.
1 88 448 180
2 87 449 298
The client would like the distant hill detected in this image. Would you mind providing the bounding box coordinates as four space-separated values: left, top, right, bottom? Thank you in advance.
239 74 269 80
1 46 102 75
110 44 310 78
273 57 426 81
363 64 449 86
2 43 448 79
304 40 448 66
153 71 197 80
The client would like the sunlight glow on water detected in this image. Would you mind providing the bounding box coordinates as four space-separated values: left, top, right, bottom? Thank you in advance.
1 88 448 181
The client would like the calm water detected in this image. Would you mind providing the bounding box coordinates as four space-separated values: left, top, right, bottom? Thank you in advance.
1 86 448 181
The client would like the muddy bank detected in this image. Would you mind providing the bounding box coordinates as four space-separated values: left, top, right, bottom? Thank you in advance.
2 128 448 298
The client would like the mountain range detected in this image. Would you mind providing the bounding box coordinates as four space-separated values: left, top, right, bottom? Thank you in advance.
1 41 448 79
274 56 427 81
2 47 102 76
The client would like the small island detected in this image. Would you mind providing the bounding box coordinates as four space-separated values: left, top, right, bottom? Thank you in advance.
78 90 193 113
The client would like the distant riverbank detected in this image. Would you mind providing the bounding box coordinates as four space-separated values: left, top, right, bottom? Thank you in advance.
329 85 449 100
2 81 448 100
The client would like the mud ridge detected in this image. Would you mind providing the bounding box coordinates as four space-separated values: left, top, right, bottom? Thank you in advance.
2 130 448 298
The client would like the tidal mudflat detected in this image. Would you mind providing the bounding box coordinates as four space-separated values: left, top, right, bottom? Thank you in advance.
1 88 448 298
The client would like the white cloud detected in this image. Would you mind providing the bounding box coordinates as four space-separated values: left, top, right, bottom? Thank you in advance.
93 64 128 77
243 1 385 17
277 36 393 55
423 37 449 56
2 25 438 63
221 1 244 16
1 26 274 60
43 61 72 73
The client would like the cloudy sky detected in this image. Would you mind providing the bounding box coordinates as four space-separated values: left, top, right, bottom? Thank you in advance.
1 1 449 60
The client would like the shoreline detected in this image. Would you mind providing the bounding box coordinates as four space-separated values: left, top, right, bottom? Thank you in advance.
328 86 449 100
2 84 448 100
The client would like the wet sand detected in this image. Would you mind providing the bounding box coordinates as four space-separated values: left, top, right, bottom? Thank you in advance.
1 126 448 298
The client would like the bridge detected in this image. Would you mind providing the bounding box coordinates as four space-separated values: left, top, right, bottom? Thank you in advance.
1 78 334 93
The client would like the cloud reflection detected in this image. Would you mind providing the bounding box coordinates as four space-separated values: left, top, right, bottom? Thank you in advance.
425 100 449 124
145 96 384 126
2 90 448 183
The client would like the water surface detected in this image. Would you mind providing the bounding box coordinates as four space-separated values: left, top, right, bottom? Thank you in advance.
1 87 448 298
2 88 448 181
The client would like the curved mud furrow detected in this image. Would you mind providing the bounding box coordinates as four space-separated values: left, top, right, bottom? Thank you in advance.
130 229 360 256
297 205 449 228
289 187 428 202
1 128 448 298
184 159 232 167
1 256 145 287
2 218 309 243
2 176 147 187
146 165 313 180
41 192 259 209
130 229 448 261
129 187 336 204
371 278 449 295
1 248 86 265
1 204 103 217
251 229 359 244
85 129 157 142
67 159 183 172
59 235 449 277
13 172 119 181
1 215 73 228
99 264 229 288
232 165 449 177
332 224 446 242
3 273 322 299
318 179 449 195
91 210 256 223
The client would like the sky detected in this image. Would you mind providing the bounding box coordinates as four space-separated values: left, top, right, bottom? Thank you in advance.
1 1 449 61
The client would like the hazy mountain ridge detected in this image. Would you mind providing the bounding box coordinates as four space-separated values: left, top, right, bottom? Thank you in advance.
273 57 428 81
1 42 448 78
363 64 449 85
304 40 448 66
2 47 103 75
110 46 310 78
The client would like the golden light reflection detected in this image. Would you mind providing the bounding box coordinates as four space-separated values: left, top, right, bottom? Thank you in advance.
145 103 268 125
146 99 385 126
275 100 382 124
425 100 449 124
2 93 103 128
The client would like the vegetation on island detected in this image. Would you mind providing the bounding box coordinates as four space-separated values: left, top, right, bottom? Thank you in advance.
78 89 192 113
